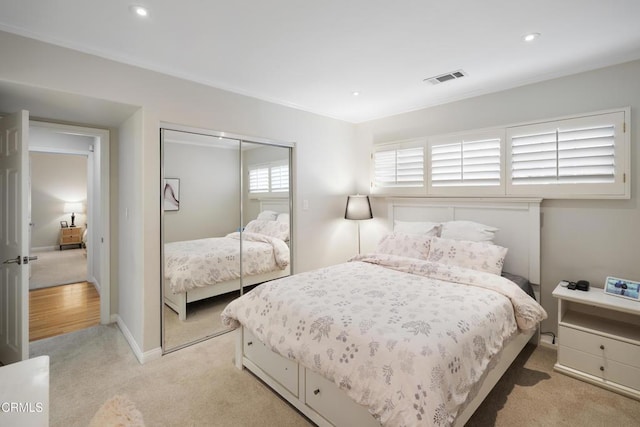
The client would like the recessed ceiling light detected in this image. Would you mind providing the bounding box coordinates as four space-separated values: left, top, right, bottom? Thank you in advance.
130 5 149 17
352 91 360 96
523 32 541 42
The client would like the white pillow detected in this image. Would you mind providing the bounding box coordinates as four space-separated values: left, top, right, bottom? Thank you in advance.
427 236 508 275
256 210 278 221
441 220 498 242
376 232 433 260
276 213 290 224
393 220 442 236
244 219 289 241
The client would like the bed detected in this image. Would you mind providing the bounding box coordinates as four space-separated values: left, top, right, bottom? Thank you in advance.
164 201 291 320
221 198 547 426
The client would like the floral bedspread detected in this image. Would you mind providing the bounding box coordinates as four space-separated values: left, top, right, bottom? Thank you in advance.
221 254 546 426
165 232 289 294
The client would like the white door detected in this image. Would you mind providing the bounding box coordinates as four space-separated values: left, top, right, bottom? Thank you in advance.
0 110 30 364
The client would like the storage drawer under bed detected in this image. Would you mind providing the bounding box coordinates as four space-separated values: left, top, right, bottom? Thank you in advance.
305 369 380 427
243 330 299 396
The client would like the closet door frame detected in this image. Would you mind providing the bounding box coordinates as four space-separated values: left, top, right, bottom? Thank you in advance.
160 122 294 354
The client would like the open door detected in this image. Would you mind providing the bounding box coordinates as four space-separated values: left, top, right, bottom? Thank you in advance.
0 110 30 364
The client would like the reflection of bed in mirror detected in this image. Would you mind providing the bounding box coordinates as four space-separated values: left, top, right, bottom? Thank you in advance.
164 200 290 320
222 199 547 427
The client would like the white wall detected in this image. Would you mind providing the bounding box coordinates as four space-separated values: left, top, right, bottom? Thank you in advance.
163 141 240 243
0 31 357 355
29 126 94 152
29 152 87 248
356 59 640 336
117 109 145 352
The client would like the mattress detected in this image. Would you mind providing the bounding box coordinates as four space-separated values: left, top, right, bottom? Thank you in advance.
165 231 289 294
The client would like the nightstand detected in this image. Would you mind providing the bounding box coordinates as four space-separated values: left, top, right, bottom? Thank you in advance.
553 283 640 400
59 227 83 250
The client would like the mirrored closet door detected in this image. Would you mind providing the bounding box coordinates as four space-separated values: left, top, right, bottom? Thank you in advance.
161 128 292 352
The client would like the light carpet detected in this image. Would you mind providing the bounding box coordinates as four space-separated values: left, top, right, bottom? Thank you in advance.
30 325 640 427
89 395 145 427
29 248 87 290
163 292 239 350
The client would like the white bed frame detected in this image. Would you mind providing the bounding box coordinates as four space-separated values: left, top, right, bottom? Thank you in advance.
164 267 290 321
235 198 542 426
164 200 291 320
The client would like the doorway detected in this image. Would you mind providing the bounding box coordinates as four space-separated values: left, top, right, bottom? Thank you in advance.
27 121 111 341
28 148 95 340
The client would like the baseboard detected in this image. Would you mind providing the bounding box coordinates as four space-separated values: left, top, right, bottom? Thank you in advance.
31 246 57 252
115 315 162 364
539 334 557 350
142 347 163 363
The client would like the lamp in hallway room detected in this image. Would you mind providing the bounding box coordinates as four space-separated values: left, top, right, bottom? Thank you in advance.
344 195 373 254
64 202 84 227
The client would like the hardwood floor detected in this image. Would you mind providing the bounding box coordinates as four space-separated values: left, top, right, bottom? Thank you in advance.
29 282 100 342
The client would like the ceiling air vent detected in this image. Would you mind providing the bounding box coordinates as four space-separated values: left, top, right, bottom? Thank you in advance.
424 70 467 85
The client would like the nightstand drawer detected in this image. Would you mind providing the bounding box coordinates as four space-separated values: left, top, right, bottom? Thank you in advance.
559 346 640 391
61 228 82 237
559 325 640 368
60 235 80 243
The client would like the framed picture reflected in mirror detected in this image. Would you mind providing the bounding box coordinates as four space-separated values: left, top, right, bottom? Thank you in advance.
164 178 180 211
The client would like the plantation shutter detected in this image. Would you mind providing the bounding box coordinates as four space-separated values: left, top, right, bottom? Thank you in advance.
431 137 501 187
249 166 269 193
270 163 289 192
373 145 424 188
506 110 628 198
510 115 618 185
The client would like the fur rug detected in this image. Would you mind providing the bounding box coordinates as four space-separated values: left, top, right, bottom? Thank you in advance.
89 395 145 427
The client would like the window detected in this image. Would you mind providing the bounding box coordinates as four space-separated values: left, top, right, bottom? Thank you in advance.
371 108 629 199
249 166 269 193
249 162 289 195
428 130 504 196
371 139 425 195
270 163 289 192
506 111 628 198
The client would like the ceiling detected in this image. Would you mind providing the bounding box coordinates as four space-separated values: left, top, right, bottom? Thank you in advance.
1 1 639 123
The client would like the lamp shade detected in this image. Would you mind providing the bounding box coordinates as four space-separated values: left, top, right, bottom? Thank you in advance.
344 195 373 220
64 202 84 214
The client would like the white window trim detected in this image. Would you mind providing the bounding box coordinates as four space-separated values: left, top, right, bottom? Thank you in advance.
371 107 630 200
506 109 629 199
370 138 427 196
248 160 290 197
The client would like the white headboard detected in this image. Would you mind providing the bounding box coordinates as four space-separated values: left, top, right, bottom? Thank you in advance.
259 199 290 214
389 198 541 284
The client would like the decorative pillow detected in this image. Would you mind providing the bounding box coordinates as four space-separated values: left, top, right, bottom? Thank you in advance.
244 219 289 241
441 220 498 242
393 220 442 236
427 236 508 275
375 232 434 260
256 210 278 221
276 213 290 224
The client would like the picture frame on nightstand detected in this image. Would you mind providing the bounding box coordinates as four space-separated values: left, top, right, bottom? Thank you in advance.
60 221 68 228
604 276 640 301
